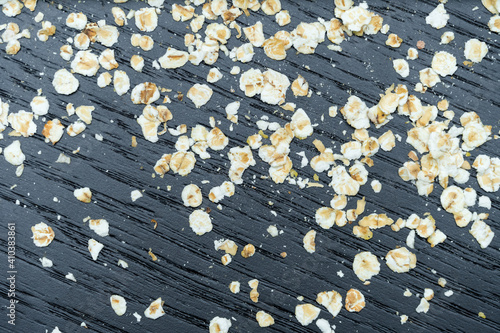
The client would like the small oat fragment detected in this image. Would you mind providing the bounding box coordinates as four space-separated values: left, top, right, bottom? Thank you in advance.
31 222 55 247
131 189 143 202
316 290 342 317
241 244 255 258
135 7 158 32
74 32 90 50
303 229 316 253
207 68 223 83
131 55 145 72
386 247 417 273
89 219 109 237
74 187 92 203
353 251 380 282
182 184 202 208
75 105 94 125
148 248 158 261
407 47 419 60
386 33 402 48
229 281 240 294
112 7 127 26
99 49 118 70
4 140 25 166
438 277 447 288
97 72 112 88
189 209 212 235
159 47 189 69
345 289 365 312
8 110 37 137
464 39 488 63
172 4 194 21
470 219 494 248
40 257 53 267
353 225 373 240
110 295 127 316
256 311 275 327
52 69 79 95
66 12 87 30
424 288 434 301
315 207 337 229
71 50 100 76
416 298 430 313
426 4 449 29
488 15 500 33
187 84 213 108
291 108 313 139
65 273 77 282
276 10 291 26
440 31 455 44
243 21 265 47
66 121 86 137
291 75 309 97
117 259 128 269
400 315 408 324
316 318 334 333
431 51 457 76
113 70 130 96
88 238 104 261
170 151 196 176
131 82 160 104
144 298 165 320
419 68 441 87
40 118 64 145
393 59 409 77
267 225 279 237
295 304 320 326
209 317 231 333
60 45 73 61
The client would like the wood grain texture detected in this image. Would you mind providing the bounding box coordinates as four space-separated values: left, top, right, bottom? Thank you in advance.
0 0 499 332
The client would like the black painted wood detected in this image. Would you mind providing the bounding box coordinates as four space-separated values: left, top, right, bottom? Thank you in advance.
0 0 499 332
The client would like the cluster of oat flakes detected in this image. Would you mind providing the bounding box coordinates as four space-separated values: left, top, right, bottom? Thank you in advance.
1 0 498 331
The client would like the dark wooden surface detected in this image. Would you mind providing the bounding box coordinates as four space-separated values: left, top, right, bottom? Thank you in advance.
0 0 499 332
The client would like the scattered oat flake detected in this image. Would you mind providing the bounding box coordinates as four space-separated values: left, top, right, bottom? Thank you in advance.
229 281 240 294
426 4 449 29
353 251 380 282
52 69 79 95
144 298 165 319
88 238 104 261
110 295 127 316
256 311 275 327
65 272 77 282
295 304 320 326
345 288 365 312
89 219 109 237
189 209 212 235
4 140 25 166
131 189 143 202
31 222 55 247
464 39 488 63
416 298 430 313
386 247 417 273
187 84 213 108
303 229 316 253
316 290 342 317
209 317 231 333
40 257 53 267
